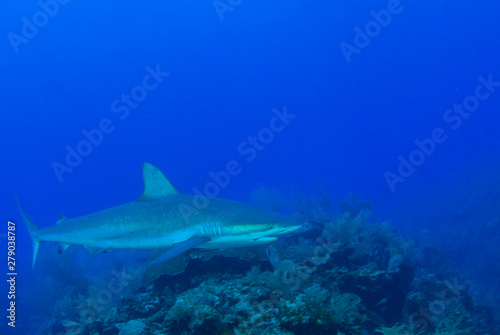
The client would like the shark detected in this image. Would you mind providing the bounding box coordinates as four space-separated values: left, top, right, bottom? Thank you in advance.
18 163 301 268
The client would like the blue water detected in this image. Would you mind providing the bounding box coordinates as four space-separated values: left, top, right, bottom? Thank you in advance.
2 0 500 333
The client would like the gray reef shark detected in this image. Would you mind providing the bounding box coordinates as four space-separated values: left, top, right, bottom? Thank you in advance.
18 163 301 268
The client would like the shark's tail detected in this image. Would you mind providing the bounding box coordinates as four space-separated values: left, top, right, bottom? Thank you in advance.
15 193 41 268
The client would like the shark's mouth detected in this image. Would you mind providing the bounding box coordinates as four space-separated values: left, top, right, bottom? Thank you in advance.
202 233 279 248
252 237 279 243
203 224 302 248
265 225 302 237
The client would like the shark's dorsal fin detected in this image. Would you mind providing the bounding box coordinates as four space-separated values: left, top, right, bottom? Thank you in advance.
138 163 178 201
57 214 67 223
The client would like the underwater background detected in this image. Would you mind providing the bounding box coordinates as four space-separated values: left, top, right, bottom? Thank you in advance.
2 0 500 334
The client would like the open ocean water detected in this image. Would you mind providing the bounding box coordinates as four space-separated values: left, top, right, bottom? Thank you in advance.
2 1 500 334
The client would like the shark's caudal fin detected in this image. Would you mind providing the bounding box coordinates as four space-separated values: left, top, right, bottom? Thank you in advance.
137 163 179 201
14 193 41 268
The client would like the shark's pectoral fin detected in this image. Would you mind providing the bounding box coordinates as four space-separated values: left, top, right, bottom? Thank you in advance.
147 236 210 267
149 248 169 262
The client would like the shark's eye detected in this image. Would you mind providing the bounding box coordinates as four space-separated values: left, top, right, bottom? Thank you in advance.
268 225 275 229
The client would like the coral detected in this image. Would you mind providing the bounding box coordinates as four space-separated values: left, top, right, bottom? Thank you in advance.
166 286 219 329
329 292 367 326
301 284 328 314
266 245 280 271
322 210 371 246
117 319 149 335
376 323 414 335
376 322 464 335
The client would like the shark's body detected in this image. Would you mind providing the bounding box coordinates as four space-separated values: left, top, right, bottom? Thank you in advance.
19 163 301 267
